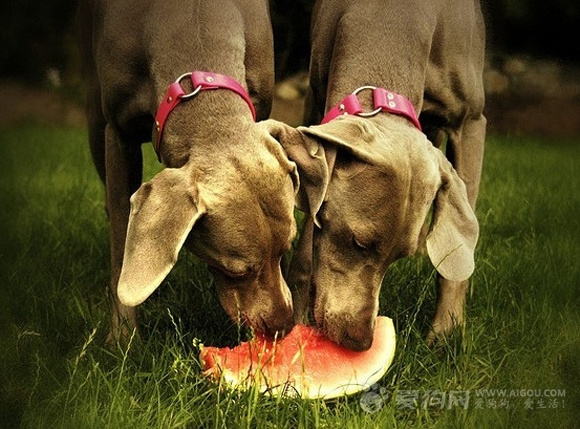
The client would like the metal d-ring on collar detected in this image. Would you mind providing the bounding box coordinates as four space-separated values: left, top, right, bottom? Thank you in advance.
152 71 257 162
321 85 422 130
174 72 203 100
352 85 383 117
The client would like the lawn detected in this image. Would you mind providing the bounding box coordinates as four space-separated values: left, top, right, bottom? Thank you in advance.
0 122 578 428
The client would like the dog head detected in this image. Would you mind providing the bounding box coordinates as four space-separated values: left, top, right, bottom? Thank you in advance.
265 116 478 350
116 122 299 337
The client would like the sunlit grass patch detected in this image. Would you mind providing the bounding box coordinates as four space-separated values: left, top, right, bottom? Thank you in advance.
1 125 579 428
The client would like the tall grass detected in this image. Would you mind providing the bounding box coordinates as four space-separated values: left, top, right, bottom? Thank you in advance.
1 123 578 428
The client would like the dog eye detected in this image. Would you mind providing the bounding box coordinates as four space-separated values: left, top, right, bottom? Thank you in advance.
352 235 370 250
222 268 252 279
211 265 253 280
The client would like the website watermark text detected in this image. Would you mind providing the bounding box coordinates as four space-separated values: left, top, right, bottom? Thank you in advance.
360 386 566 414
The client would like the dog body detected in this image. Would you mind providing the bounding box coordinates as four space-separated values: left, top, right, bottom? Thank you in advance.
78 0 298 341
267 0 486 350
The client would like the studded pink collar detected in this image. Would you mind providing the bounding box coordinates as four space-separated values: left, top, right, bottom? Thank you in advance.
321 86 421 130
153 71 256 161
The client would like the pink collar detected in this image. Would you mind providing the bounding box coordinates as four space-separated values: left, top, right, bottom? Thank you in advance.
321 86 422 130
153 71 256 161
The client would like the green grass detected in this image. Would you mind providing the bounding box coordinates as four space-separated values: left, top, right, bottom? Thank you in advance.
1 122 578 428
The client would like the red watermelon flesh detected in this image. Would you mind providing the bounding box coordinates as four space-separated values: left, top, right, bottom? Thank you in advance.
200 316 396 399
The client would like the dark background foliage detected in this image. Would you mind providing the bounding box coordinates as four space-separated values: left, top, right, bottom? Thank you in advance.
0 1 579 84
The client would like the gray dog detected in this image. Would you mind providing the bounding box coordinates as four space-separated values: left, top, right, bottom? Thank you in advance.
78 0 299 342
264 0 486 350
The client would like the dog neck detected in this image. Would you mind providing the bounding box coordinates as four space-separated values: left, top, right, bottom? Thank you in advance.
157 89 257 168
153 71 256 163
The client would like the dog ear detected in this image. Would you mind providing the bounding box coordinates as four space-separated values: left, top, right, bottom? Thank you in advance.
117 168 205 306
426 149 479 282
297 117 396 166
260 119 333 227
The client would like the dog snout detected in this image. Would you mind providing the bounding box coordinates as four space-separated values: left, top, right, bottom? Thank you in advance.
230 299 295 338
262 309 295 338
316 309 375 351
342 323 374 351
235 286 295 338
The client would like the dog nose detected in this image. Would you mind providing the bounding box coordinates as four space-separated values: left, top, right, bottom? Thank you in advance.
264 315 295 339
262 301 295 338
342 324 374 351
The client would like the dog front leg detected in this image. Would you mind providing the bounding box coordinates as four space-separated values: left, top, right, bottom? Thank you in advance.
428 277 468 345
446 115 486 209
104 125 143 344
428 114 486 344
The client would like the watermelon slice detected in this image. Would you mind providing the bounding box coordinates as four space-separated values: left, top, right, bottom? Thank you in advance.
200 316 396 399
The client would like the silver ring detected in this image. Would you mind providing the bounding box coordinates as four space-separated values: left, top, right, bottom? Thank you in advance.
352 85 377 95
174 72 202 100
352 85 382 117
